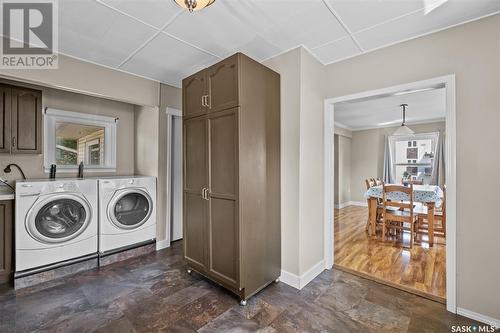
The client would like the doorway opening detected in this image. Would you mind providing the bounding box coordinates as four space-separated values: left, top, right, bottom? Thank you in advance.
323 75 456 312
166 107 183 245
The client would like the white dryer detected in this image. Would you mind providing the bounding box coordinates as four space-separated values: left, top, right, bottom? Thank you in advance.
15 179 98 273
98 176 156 254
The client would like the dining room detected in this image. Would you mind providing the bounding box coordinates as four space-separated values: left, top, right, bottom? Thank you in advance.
332 82 449 303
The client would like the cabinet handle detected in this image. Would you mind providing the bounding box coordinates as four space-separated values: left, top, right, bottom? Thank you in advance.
201 187 205 198
201 95 206 107
12 137 16 148
206 95 211 109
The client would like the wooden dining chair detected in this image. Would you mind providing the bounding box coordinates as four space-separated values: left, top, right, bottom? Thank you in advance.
416 185 446 237
365 179 377 232
382 184 418 248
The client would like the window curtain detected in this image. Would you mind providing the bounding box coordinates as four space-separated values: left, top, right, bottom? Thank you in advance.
431 133 445 187
383 136 394 184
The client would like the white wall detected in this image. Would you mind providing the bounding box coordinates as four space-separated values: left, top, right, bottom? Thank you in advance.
334 134 352 205
325 14 500 320
0 81 136 183
0 54 159 107
263 48 301 276
349 122 445 202
264 47 327 280
298 48 326 274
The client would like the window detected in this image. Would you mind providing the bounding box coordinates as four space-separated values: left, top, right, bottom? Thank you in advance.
44 109 117 172
389 132 438 183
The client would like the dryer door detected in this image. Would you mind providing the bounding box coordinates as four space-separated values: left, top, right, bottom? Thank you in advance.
26 194 92 244
108 189 153 230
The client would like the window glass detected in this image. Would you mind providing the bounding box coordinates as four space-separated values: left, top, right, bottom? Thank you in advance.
392 134 437 183
55 122 105 166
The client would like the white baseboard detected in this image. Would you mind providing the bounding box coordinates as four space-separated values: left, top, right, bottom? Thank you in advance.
457 308 500 328
334 201 367 209
280 260 325 290
156 239 170 251
279 270 301 289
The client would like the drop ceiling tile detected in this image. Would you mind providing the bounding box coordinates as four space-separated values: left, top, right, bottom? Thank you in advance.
121 33 219 86
165 0 347 58
327 0 423 33
311 37 361 64
355 0 500 51
59 0 156 68
99 0 181 29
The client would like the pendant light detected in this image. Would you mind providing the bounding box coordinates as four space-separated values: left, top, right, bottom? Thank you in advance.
173 0 215 12
393 104 415 136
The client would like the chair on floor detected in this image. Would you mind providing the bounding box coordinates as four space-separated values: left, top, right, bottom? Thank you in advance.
382 184 418 248
416 185 446 238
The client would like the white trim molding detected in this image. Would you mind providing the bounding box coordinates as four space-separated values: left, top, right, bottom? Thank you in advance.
334 201 367 209
324 74 457 313
43 108 117 173
280 260 325 290
155 239 171 251
457 308 500 328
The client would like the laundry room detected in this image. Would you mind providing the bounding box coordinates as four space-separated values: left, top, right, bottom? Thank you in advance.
0 61 181 288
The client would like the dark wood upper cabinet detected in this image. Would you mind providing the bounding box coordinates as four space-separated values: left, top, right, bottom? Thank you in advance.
0 84 42 155
207 55 239 113
0 85 12 154
182 72 207 119
0 200 13 284
183 53 280 303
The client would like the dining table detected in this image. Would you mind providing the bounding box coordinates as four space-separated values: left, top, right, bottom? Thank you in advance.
364 184 444 246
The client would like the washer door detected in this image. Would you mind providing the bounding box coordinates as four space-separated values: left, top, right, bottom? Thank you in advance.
26 194 92 244
108 189 152 230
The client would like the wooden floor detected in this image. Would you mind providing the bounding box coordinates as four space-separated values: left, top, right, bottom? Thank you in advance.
334 205 446 302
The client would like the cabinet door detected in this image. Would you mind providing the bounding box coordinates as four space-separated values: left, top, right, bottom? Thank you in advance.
11 87 42 154
207 108 239 288
182 71 207 119
0 200 13 284
0 85 11 154
207 55 239 113
183 116 209 271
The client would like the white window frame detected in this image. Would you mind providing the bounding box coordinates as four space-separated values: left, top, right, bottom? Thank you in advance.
44 108 117 173
389 132 439 180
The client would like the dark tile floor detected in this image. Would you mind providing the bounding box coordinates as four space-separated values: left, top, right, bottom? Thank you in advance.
0 241 482 332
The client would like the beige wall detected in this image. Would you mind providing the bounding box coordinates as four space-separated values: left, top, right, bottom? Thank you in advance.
134 83 182 243
264 48 301 275
0 54 159 107
334 134 352 205
157 84 182 244
325 14 500 318
298 48 326 274
349 122 445 202
0 82 135 183
264 48 327 277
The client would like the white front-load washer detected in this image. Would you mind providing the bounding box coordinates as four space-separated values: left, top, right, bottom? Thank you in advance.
98 176 156 254
15 179 98 273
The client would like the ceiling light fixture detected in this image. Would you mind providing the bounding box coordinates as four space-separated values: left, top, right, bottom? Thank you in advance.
424 0 449 15
173 0 215 12
393 104 415 136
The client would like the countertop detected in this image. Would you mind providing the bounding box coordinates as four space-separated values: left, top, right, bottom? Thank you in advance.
0 186 14 200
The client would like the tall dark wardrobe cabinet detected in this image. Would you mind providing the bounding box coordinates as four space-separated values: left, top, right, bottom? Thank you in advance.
182 53 280 304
